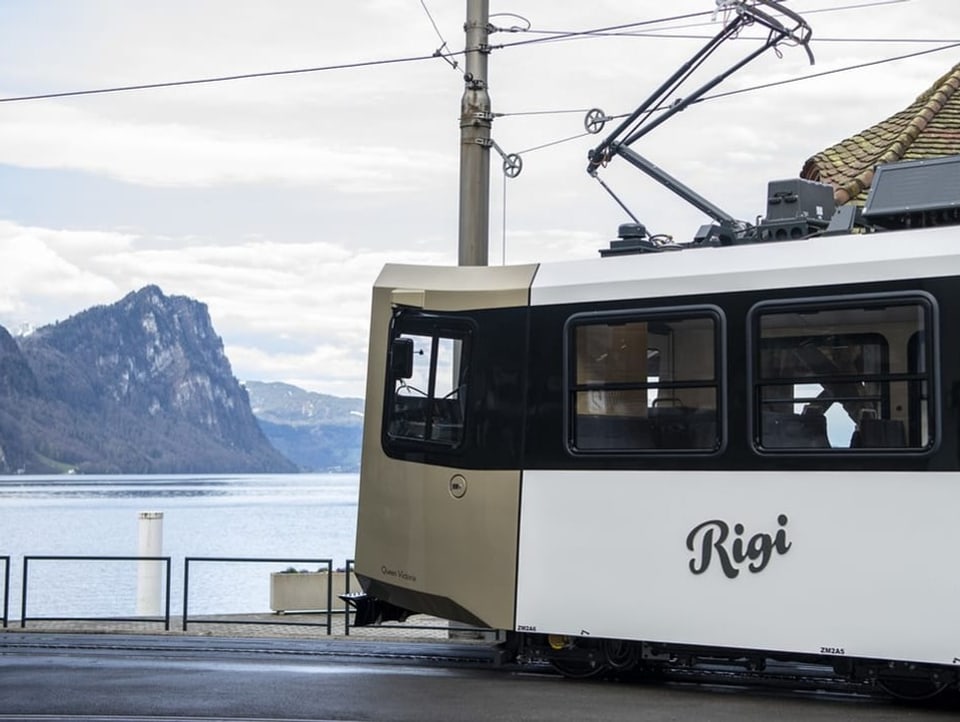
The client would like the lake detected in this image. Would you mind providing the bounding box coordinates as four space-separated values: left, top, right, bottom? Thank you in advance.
0 473 359 620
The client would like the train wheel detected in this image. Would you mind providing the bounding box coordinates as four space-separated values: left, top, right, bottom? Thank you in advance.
549 656 609 679
876 675 949 701
546 635 608 679
602 639 640 671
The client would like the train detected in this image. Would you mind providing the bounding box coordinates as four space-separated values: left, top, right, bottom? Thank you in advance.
350 155 960 699
350 0 960 700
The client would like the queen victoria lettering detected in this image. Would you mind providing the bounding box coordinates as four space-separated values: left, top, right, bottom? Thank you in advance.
686 514 791 579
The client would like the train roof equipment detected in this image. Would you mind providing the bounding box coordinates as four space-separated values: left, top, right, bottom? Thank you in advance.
586 0 814 252
583 1 960 257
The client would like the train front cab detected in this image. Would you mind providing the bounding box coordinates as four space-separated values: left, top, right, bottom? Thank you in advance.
352 263 537 630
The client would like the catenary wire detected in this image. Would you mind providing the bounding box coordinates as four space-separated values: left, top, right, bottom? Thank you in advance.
0 1 931 105
0 9 711 103
516 0 910 41
0 52 457 103
608 34 960 42
419 0 460 71
700 40 960 102
490 13 532 34
0 14 703 103
507 40 960 156
419 0 447 44
0 12 703 104
490 10 716 51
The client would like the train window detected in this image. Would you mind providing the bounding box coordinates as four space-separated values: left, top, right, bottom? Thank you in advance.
383 312 472 449
751 295 935 452
566 308 722 453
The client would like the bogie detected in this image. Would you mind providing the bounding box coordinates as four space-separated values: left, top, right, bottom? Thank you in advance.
507 632 960 700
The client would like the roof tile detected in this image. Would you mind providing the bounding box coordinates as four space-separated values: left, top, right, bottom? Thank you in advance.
801 61 960 204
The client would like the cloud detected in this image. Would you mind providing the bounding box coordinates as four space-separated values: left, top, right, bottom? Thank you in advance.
0 221 128 315
0 219 452 396
1 0 958 400
0 103 452 191
228 343 371 399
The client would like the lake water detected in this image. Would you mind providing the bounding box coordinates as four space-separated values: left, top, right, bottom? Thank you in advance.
0 473 359 620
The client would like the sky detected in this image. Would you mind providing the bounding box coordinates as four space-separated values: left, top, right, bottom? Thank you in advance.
0 0 957 398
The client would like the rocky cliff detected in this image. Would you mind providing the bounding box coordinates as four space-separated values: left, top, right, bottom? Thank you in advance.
0 286 297 474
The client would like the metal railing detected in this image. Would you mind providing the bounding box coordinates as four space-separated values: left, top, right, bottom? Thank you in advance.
7 554 498 640
183 557 334 634
1 555 9 628
20 555 172 630
343 558 357 636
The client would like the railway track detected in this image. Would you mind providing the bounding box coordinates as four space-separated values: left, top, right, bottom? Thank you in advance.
3 632 957 708
0 632 502 668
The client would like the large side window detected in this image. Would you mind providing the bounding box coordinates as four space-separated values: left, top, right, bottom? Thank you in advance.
752 294 935 452
384 311 472 448
567 308 722 453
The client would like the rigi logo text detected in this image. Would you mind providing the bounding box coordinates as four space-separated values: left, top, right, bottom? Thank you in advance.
686 514 791 579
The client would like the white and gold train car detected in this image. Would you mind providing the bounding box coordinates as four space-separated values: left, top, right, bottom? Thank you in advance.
354 223 960 695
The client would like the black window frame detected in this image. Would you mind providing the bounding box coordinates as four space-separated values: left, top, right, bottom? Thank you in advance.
563 305 726 456
748 291 939 455
382 308 476 453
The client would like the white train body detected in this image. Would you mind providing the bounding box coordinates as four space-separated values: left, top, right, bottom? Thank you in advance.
354 226 960 687
517 468 959 666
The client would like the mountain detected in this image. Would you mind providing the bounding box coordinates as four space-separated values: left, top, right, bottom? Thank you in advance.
0 325 38 472
244 381 363 472
0 286 297 475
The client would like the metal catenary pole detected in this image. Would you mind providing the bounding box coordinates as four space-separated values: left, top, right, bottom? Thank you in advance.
457 0 491 267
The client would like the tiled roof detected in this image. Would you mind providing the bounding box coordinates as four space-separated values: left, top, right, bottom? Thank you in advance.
800 61 960 205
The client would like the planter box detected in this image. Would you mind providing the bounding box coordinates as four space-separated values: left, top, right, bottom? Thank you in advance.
269 571 358 613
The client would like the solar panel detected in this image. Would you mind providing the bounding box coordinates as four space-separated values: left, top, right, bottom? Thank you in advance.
864 155 960 219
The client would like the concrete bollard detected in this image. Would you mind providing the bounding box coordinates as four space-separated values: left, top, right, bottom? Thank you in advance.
136 511 164 616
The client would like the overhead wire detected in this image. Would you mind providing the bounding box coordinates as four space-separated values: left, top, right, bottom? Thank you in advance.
606 34 960 42
0 51 460 103
0 1 934 105
0 0 948 161
0 12 686 104
490 13 532 34
701 39 960 102
494 1 957 159
0 0 939 252
489 10 716 51
419 0 460 71
504 40 960 158
514 0 910 41
0 8 722 104
419 0 448 45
